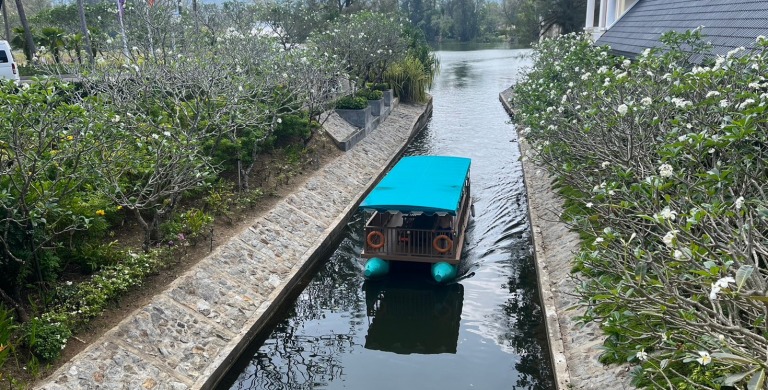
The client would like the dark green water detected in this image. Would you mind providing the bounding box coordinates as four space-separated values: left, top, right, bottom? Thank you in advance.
223 48 554 389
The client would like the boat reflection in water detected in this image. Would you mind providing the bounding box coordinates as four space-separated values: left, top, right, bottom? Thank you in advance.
363 267 464 355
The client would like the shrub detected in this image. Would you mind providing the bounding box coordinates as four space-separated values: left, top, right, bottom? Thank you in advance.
514 31 768 388
369 82 391 91
355 89 383 101
384 56 432 103
160 208 213 246
24 315 71 361
335 95 368 110
0 306 14 379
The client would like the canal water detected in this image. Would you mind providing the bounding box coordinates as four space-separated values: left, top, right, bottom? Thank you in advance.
223 47 554 389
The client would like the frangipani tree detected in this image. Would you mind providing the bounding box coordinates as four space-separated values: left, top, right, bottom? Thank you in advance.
309 12 407 88
0 80 111 321
513 31 768 388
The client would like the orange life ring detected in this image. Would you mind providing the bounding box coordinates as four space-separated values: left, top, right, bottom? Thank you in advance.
367 231 385 249
433 234 453 254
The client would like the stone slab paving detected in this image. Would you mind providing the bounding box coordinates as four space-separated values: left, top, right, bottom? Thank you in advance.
500 89 633 389
38 101 432 390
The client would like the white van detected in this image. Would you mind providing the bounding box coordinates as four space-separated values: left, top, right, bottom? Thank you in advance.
0 40 20 82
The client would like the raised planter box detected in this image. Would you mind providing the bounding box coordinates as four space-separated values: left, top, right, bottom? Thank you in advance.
336 106 373 130
368 99 384 116
382 89 394 107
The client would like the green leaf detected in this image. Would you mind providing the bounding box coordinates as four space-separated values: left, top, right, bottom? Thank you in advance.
748 369 765 390
711 352 754 365
746 296 768 303
736 265 754 292
722 370 754 386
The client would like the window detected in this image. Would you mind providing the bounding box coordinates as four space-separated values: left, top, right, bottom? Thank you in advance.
617 0 639 17
0 51 7 64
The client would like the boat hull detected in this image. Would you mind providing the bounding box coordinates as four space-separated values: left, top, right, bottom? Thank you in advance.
431 262 457 283
364 257 390 279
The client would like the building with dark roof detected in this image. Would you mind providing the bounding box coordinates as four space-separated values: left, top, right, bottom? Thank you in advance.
586 0 768 60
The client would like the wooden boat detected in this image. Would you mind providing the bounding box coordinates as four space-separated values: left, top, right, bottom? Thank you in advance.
359 156 473 282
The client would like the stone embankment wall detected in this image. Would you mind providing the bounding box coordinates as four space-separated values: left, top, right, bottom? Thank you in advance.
39 101 432 390
500 88 633 389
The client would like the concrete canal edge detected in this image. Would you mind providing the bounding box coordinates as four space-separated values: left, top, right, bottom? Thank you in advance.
499 88 633 389
38 99 433 390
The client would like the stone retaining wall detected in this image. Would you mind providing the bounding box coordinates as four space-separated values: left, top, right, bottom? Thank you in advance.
499 88 633 389
39 100 433 390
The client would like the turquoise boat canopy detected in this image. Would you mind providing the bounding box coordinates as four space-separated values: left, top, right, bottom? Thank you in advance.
360 156 471 216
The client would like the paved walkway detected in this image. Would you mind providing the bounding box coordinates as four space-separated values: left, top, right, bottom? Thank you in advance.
500 89 632 389
39 102 432 390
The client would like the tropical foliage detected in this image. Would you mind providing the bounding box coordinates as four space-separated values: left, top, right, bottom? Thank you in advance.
513 31 768 388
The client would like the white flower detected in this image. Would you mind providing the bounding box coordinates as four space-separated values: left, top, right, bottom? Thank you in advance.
622 59 631 68
597 65 608 74
601 161 610 169
673 250 682 259
696 351 712 365
738 99 755 110
757 35 767 43
617 104 628 116
715 276 735 289
726 47 745 58
641 48 651 57
749 82 761 89
641 97 652 106
706 91 720 98
112 115 120 123
709 277 735 299
151 133 159 139
65 281 73 286
658 164 674 178
580 72 592 80
636 350 648 361
586 202 593 208
277 118 282 124
671 97 692 108
719 99 729 108
594 237 604 244
662 230 678 247
163 131 171 137
131 46 138 52
658 207 677 221
735 196 745 210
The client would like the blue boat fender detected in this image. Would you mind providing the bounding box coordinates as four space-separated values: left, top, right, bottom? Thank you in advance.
432 262 457 283
364 257 390 279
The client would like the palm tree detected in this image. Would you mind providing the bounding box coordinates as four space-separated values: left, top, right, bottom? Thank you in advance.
66 33 84 64
14 0 36 62
11 26 33 62
40 27 65 63
77 0 94 65
0 0 10 41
